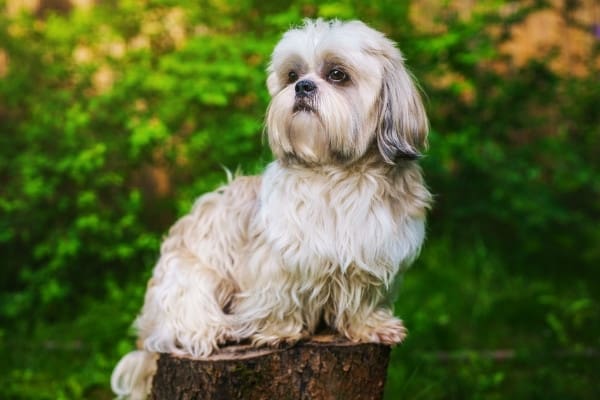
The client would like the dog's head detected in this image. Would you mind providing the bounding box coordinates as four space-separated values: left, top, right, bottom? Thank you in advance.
266 19 428 166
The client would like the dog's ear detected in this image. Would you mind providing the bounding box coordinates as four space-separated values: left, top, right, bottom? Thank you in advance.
375 46 428 164
266 70 279 97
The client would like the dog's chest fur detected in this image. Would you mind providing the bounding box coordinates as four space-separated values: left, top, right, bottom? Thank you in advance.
254 161 425 284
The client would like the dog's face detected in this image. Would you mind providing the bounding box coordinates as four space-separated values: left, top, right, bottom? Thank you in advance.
266 19 428 166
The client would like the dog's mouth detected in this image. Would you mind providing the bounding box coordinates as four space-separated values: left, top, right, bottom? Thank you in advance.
293 99 316 113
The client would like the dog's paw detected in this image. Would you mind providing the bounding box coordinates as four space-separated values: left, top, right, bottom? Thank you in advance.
251 333 301 348
369 317 408 345
343 311 408 345
143 328 227 359
250 324 309 348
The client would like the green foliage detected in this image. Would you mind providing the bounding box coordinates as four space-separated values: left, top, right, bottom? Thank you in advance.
0 0 598 398
0 1 275 323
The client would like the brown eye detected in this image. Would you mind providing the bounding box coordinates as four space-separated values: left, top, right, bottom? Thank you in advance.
328 69 347 82
288 71 298 83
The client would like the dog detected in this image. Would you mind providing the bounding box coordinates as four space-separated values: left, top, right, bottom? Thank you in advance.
111 19 432 399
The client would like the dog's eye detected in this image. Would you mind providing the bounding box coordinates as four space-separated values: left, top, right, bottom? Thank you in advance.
328 69 347 82
288 71 298 83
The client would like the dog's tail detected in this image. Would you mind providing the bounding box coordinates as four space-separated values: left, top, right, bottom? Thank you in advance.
111 350 158 400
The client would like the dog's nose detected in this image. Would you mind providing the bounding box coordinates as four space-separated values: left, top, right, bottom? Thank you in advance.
295 80 317 96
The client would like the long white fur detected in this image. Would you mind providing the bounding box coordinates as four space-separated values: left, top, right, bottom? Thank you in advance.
111 19 432 399
111 350 158 400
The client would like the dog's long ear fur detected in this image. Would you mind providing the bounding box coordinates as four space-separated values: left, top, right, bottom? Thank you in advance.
375 43 428 164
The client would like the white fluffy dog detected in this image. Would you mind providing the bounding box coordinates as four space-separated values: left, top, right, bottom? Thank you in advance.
111 19 431 399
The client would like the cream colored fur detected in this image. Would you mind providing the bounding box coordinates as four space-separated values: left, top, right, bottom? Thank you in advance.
111 19 432 399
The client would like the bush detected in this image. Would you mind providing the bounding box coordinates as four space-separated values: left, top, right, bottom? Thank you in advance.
0 2 277 324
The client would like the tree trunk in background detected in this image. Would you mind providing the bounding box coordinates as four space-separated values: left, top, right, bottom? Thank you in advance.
150 335 391 400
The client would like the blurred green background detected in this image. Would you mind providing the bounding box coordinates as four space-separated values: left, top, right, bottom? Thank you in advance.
1 0 599 398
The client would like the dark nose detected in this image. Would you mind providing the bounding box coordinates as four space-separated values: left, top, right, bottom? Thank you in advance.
295 80 317 96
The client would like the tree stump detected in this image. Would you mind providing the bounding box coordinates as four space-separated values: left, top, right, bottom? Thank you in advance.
150 334 391 400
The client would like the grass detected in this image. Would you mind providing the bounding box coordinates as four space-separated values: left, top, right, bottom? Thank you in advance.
1 238 598 399
385 238 600 399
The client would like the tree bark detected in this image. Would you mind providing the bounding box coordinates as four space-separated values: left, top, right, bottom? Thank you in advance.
150 334 391 400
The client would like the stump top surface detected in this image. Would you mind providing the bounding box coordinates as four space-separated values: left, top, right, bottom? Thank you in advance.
174 334 375 361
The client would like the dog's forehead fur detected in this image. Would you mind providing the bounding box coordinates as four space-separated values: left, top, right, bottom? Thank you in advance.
267 20 402 92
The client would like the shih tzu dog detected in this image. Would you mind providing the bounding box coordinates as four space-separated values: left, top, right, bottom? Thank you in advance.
112 19 432 399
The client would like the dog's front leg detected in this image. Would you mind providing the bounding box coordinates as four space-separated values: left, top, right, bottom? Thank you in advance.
232 288 310 347
325 270 407 345
231 245 310 348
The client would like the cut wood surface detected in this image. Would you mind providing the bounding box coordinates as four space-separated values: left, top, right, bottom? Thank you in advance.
151 334 391 400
